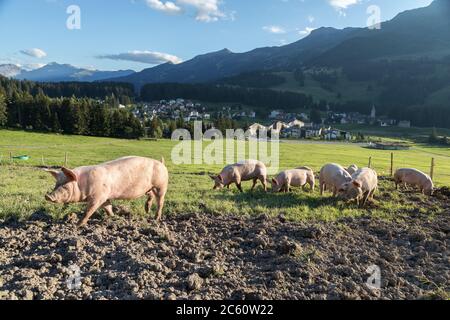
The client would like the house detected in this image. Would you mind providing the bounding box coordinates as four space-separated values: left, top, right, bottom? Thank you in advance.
301 127 323 139
269 110 283 119
248 123 268 137
281 126 303 139
324 129 352 141
287 119 305 128
398 120 411 128
378 118 396 127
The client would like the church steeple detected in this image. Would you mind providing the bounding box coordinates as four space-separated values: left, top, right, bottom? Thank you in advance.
371 105 376 119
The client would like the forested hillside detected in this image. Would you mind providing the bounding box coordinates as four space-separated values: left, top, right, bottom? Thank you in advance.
0 77 143 139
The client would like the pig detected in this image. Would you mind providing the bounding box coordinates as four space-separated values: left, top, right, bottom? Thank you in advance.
346 164 359 176
338 168 378 207
319 164 352 197
394 168 434 196
271 168 315 193
45 156 169 227
210 160 267 192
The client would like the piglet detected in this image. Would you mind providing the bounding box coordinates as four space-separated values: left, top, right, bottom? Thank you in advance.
338 168 378 207
45 156 169 226
271 168 315 193
319 164 352 197
394 168 434 196
210 160 267 192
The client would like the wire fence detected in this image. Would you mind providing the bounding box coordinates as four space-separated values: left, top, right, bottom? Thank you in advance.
1 150 449 186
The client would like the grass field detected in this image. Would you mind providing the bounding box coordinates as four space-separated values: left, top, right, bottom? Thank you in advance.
0 129 449 222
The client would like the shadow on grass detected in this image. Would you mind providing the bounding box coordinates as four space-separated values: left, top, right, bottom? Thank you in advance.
212 187 339 210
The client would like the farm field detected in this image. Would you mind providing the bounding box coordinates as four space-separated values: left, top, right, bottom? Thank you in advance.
0 129 449 222
0 129 449 300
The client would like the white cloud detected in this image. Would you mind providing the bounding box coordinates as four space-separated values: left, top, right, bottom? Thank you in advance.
145 0 227 22
97 50 183 65
298 27 316 36
263 25 286 34
328 0 360 15
145 0 181 14
20 48 47 59
328 0 360 10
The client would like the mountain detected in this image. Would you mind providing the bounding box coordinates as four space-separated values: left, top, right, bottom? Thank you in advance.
106 0 450 88
0 64 24 78
16 63 135 82
106 28 361 88
310 0 450 66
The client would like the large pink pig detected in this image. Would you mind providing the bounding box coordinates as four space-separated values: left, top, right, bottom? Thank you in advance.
394 168 434 196
45 156 169 226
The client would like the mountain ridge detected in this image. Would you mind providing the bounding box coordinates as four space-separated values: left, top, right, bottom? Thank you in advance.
7 62 136 82
104 0 450 87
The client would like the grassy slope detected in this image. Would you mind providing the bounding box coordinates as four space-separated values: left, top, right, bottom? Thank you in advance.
335 124 450 139
271 71 380 103
0 130 448 221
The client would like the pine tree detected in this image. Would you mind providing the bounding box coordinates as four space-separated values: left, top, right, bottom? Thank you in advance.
0 92 7 127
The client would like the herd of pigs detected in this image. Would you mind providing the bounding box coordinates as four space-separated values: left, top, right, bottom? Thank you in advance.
44 156 435 227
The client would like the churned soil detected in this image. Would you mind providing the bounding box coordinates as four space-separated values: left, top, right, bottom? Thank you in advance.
0 195 448 300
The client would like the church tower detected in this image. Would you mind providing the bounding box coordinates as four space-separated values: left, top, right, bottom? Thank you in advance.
371 105 376 119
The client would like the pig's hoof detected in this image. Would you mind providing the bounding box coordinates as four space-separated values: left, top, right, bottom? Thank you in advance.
77 221 88 228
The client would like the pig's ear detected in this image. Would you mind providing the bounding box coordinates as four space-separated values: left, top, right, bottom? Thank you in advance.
272 178 278 186
352 181 362 188
61 167 78 182
218 175 224 182
209 175 217 181
45 169 60 180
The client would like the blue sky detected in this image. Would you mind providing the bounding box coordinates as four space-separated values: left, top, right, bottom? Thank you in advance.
0 0 434 71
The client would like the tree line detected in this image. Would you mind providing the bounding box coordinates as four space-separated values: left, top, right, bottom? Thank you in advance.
0 77 143 139
140 83 319 115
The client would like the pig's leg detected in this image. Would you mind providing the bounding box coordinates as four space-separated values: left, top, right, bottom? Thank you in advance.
285 181 291 193
360 192 370 208
320 181 325 196
102 201 114 217
235 183 243 193
332 187 338 197
78 199 105 227
145 191 155 214
251 178 258 191
155 190 166 221
260 177 267 192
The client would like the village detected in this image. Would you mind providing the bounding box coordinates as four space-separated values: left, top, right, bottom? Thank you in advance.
131 100 412 141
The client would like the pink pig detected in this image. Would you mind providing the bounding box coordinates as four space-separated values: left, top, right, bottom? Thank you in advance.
210 160 267 192
45 156 169 226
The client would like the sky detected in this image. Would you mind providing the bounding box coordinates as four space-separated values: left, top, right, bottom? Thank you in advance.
0 0 434 71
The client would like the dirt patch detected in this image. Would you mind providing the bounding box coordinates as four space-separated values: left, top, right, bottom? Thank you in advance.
0 211 448 300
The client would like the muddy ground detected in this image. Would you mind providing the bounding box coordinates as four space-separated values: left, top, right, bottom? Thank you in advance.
0 193 449 300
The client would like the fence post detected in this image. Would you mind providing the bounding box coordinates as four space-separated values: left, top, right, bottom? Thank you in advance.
42 155 45 167
64 152 68 167
9 151 12 164
368 157 372 169
390 153 394 177
430 158 435 180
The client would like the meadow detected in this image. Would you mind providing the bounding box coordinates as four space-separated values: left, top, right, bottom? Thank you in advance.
0 129 449 222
